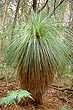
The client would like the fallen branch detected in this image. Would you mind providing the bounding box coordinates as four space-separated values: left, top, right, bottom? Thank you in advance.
52 84 73 92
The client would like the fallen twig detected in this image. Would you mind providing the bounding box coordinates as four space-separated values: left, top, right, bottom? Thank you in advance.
52 84 73 92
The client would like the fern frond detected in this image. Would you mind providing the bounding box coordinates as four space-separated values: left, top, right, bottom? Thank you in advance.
60 106 71 110
0 90 33 106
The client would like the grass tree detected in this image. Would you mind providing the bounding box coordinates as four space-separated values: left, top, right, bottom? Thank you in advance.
5 14 72 105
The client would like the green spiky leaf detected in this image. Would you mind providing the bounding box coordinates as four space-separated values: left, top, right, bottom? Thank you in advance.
5 14 72 74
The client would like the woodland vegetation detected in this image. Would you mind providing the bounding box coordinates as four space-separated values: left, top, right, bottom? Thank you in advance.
0 0 73 110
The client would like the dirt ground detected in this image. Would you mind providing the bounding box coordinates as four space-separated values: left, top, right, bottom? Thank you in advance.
0 75 73 110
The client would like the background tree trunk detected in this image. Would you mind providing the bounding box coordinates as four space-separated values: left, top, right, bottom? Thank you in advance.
33 0 37 13
11 0 21 39
38 0 48 14
1 0 7 50
62 0 69 26
0 1 3 29
49 0 65 17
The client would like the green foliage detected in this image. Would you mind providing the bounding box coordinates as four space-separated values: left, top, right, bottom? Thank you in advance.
0 63 8 79
0 90 33 106
60 106 71 110
0 51 16 83
5 14 72 77
0 61 15 82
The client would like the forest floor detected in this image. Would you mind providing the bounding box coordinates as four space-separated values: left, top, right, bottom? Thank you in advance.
0 73 73 110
